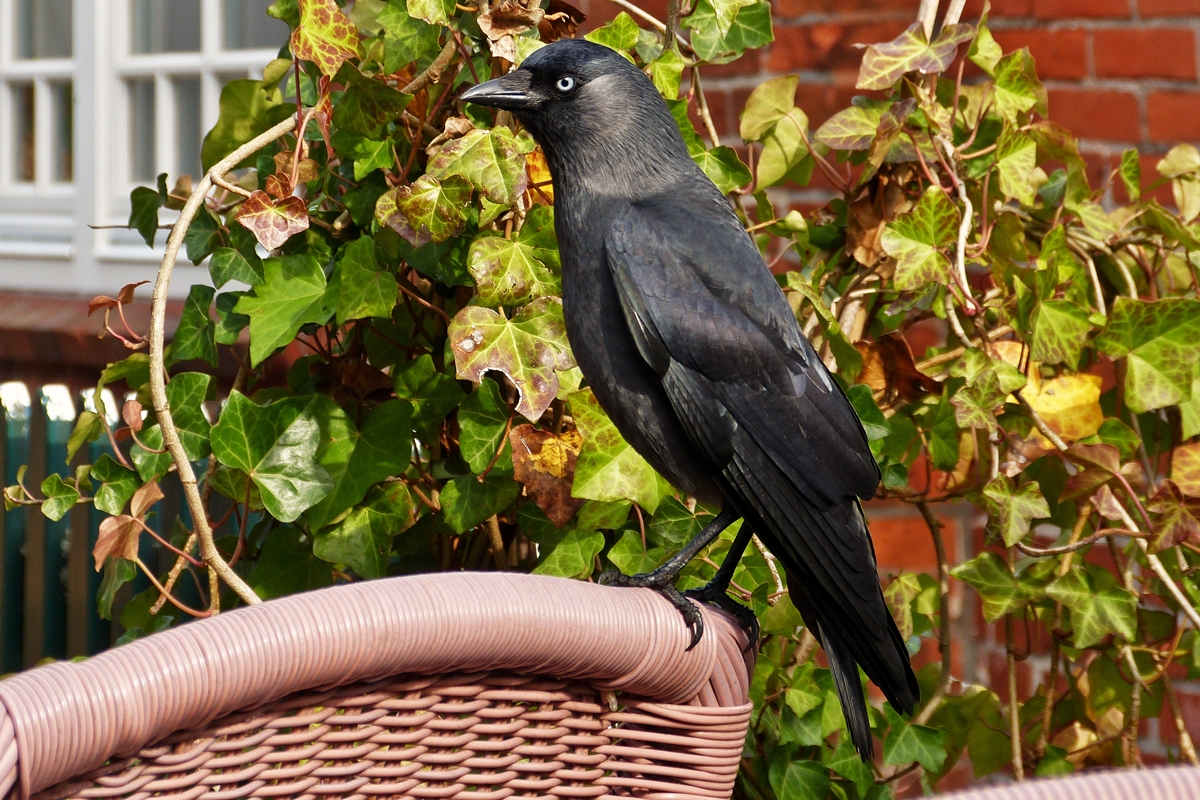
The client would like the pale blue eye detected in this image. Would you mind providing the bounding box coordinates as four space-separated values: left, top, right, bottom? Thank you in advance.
556 76 576 92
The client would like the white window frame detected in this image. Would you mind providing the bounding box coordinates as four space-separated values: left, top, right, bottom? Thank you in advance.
0 0 75 198
99 0 282 264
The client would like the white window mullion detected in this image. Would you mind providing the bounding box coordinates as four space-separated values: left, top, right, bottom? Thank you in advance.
155 71 173 182
33 78 52 189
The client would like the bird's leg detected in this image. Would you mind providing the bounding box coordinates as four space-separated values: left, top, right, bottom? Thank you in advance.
599 507 740 649
684 521 760 649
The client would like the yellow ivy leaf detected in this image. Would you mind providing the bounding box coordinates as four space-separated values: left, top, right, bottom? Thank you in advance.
1025 374 1104 444
1174 441 1200 498
291 0 361 77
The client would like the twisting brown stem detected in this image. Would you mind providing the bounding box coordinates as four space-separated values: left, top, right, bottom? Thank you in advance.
404 39 458 95
149 117 297 609
664 0 682 51
486 515 508 570
1164 673 1200 765
913 501 951 725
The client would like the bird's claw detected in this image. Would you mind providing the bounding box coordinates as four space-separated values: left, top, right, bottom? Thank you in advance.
598 569 705 649
684 583 760 653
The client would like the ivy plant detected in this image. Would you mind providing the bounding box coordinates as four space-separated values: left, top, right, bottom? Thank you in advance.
10 0 1200 794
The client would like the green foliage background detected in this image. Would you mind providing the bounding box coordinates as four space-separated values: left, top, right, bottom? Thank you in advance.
13 0 1200 794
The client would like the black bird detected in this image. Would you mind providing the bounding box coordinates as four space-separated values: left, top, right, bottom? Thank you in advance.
462 39 918 759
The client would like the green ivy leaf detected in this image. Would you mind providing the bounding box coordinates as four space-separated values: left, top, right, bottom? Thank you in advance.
1030 300 1091 369
427 126 528 207
166 372 214 461
314 482 413 578
646 495 708 547
332 62 412 138
856 22 974 92
128 182 164 248
440 473 521 533
98 557 137 619
824 739 874 797
209 247 264 288
215 291 250 345
304 399 413 531
92 454 139 516
407 0 454 26
773 760 829 800
334 235 398 324
607 529 664 574
448 297 575 422
377 174 472 244
235 254 336 366
883 705 946 773
709 0 758 39
693 145 753 195
1046 567 1137 648
982 475 1050 547
468 233 561 307
393 354 467 441
649 49 686 99
995 127 1041 206
683 0 772 64
569 388 672 514
344 136 395 180
184 207 224 265
66 410 104 464
200 79 291 172
968 23 1002 75
755 108 810 189
458 378 513 475
250 525 333 600
740 76 798 142
131 425 171 483
1119 148 1141 201
40 473 79 522
1096 297 1200 413
881 185 959 290
534 527 605 578
170 285 218 367
992 48 1048 124
210 391 335 522
813 102 886 151
951 551 1027 621
845 383 890 441
584 11 640 54
379 0 441 73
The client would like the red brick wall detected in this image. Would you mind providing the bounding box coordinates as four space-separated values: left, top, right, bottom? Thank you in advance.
565 0 1200 785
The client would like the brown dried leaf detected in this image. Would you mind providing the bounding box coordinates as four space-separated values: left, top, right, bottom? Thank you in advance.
425 116 476 156
93 515 140 569
88 296 118 316
122 399 144 433
847 192 887 268
1065 442 1121 476
274 153 319 183
1148 479 1200 552
853 332 941 401
538 0 585 40
510 424 584 527
478 0 544 41
131 480 164 519
117 281 150 305
1173 441 1200 497
265 172 295 200
236 190 310 251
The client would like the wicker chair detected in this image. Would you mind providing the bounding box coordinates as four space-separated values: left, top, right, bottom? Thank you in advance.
944 767 1200 798
0 572 753 800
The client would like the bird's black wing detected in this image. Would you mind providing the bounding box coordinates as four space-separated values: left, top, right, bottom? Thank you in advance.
606 198 917 755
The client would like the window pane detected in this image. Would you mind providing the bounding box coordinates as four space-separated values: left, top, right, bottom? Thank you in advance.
129 79 156 182
53 82 73 182
223 0 288 50
13 84 35 182
174 77 202 182
15 0 72 59
131 0 200 53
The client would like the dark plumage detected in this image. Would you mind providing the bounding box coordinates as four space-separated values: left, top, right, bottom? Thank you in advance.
462 39 918 759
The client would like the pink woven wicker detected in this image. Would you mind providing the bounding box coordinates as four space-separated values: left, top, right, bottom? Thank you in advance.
0 572 753 800
944 766 1200 798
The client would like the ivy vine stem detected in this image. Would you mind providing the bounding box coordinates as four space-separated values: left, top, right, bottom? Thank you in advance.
148 114 298 609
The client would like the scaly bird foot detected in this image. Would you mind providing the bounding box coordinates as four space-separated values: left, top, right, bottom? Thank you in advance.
599 568 705 650
684 582 760 653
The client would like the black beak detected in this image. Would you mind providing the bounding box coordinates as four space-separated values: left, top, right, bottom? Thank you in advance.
461 70 537 110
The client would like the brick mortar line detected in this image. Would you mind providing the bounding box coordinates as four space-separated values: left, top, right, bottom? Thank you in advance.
986 16 1200 29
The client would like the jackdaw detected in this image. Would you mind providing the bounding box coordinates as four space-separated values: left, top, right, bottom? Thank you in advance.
463 38 918 759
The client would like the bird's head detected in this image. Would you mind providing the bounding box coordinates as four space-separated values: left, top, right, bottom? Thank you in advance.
461 39 691 186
